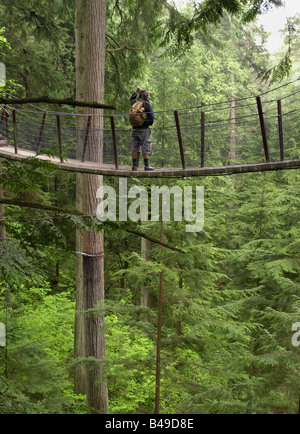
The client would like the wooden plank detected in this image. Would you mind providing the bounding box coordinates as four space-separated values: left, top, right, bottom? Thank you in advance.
0 145 299 177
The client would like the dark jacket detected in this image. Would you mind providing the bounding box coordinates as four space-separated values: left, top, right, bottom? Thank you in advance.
130 92 154 129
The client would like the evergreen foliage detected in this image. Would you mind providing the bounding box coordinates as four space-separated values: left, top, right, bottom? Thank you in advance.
0 0 299 415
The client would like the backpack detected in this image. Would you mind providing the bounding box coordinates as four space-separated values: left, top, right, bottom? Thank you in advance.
129 100 147 127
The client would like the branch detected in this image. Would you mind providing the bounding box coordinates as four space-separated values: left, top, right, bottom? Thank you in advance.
0 198 185 253
162 0 188 20
0 198 83 215
105 45 146 52
125 227 184 253
0 96 116 110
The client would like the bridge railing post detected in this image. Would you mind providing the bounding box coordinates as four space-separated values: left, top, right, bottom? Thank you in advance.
56 114 64 163
0 106 7 141
201 111 205 168
256 96 270 163
12 109 18 154
277 99 284 161
81 115 92 162
2 105 9 143
174 110 186 170
37 112 46 154
110 115 118 170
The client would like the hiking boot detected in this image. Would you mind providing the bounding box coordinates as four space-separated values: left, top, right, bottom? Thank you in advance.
132 165 138 171
144 165 154 171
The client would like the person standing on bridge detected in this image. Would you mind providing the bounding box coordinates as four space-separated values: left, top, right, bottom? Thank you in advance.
130 86 155 171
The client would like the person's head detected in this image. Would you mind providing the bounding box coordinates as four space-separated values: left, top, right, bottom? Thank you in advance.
139 90 150 103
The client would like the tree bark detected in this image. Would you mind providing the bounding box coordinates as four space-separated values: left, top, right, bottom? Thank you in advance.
74 0 109 414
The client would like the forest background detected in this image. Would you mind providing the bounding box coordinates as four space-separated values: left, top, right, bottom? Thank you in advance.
0 0 300 414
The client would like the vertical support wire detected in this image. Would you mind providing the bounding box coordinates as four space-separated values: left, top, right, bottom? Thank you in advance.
277 99 284 161
256 96 270 163
174 110 186 170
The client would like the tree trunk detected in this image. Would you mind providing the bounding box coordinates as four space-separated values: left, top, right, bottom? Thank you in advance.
229 16 236 162
74 0 109 414
140 236 152 307
230 82 236 161
154 197 163 414
140 187 152 307
0 159 6 241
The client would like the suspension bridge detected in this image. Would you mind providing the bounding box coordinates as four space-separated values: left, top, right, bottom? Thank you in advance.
0 80 300 178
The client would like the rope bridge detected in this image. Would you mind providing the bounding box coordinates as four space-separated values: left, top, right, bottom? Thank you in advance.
0 80 300 177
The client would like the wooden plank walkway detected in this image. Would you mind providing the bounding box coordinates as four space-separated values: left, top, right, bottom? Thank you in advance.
0 143 300 178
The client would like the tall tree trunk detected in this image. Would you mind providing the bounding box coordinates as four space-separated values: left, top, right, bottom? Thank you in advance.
140 235 151 307
0 159 6 241
230 84 236 160
154 197 163 414
74 0 109 414
140 188 152 307
0 159 7 379
229 16 236 162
